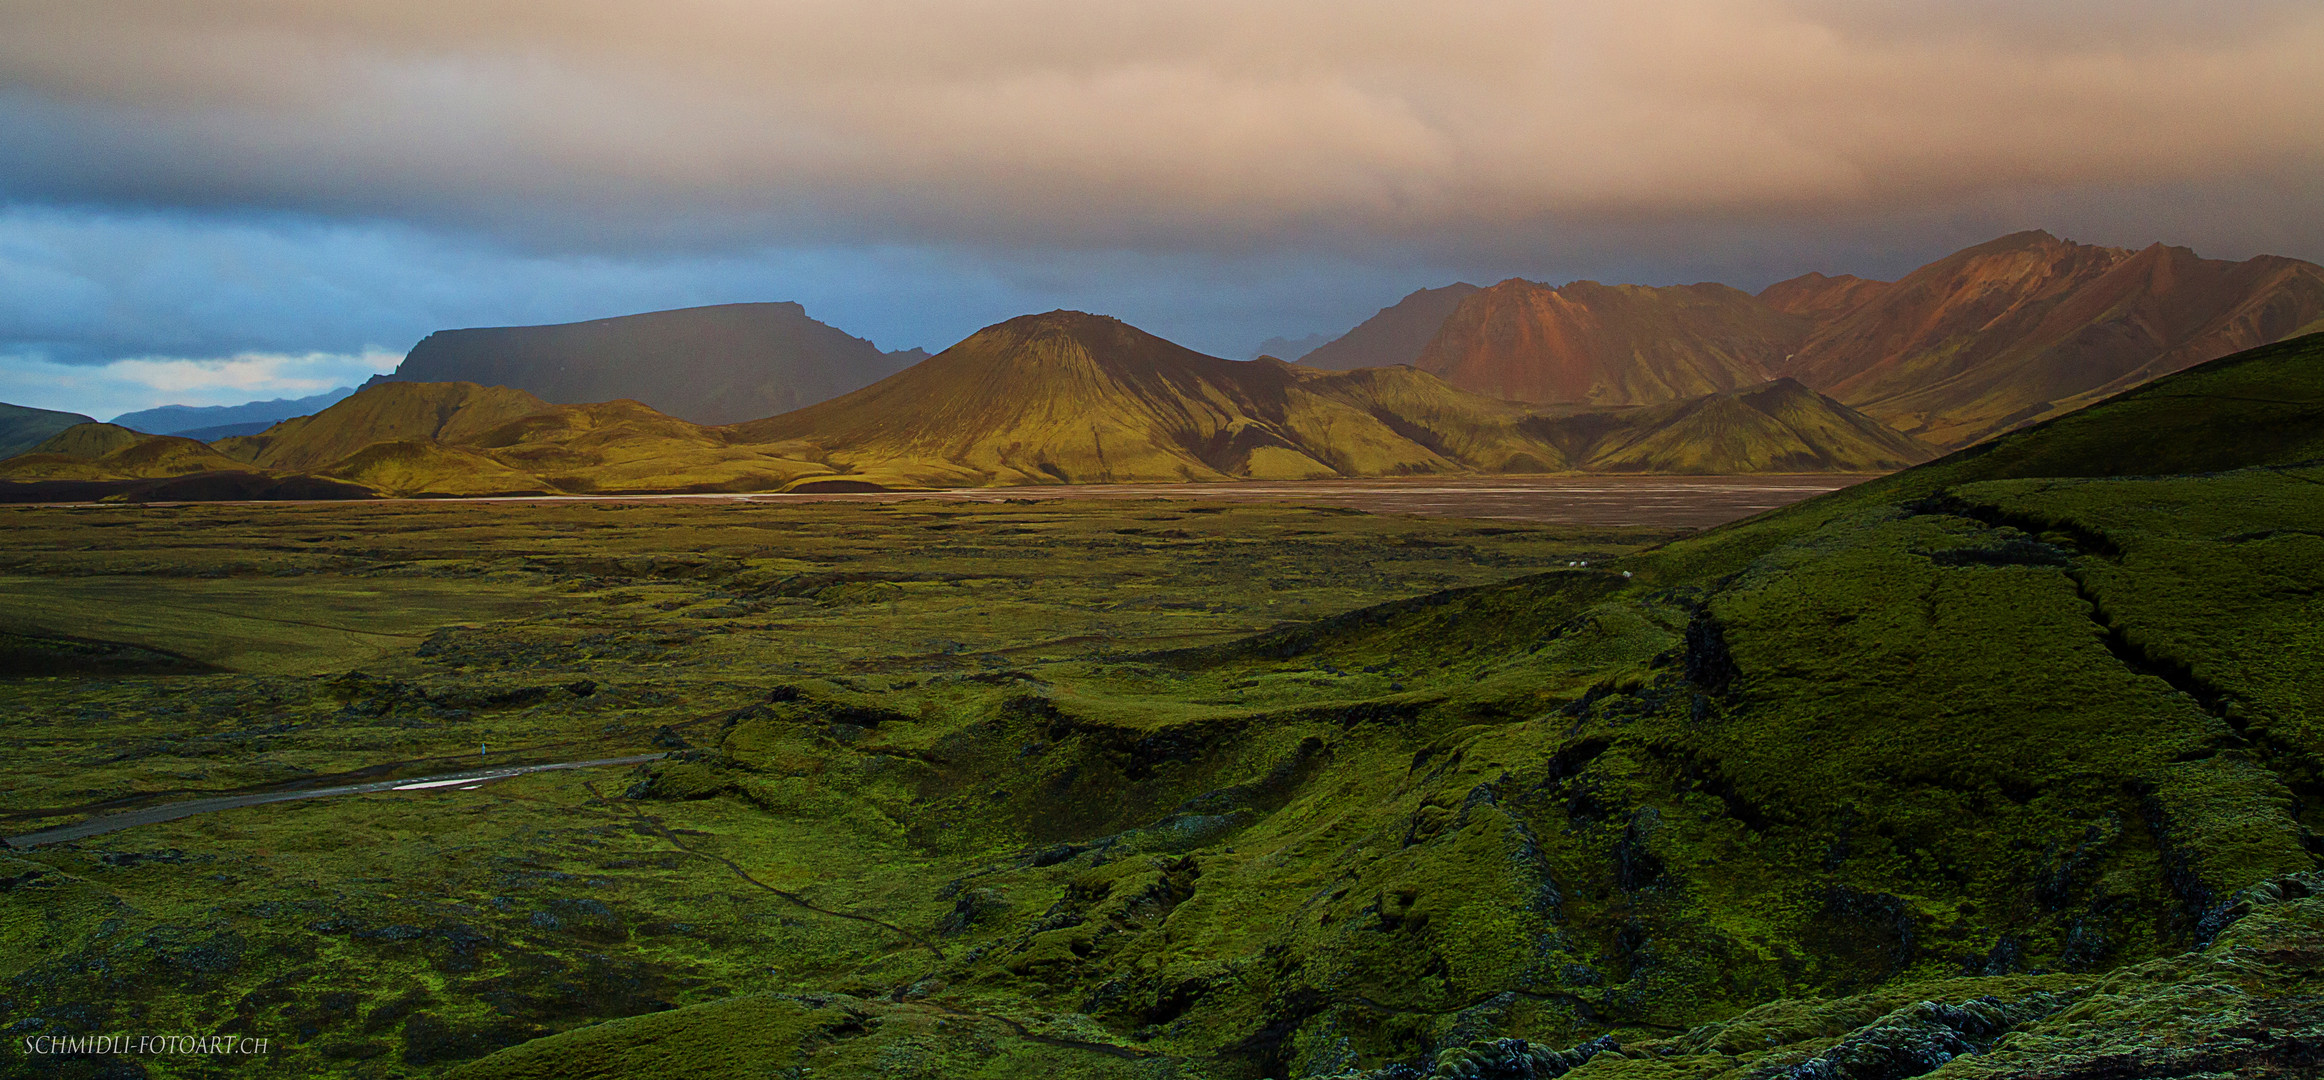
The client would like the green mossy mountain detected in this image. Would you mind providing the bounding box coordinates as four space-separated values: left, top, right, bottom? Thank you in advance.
0 422 259 481
27 421 146 459
1525 378 1936 474
732 311 1922 487
729 310 1567 485
220 381 556 472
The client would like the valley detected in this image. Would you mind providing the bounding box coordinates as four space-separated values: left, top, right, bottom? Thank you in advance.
3 333 2321 1078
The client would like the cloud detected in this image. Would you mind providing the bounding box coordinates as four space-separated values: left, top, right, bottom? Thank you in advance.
0 349 398 420
1 1 2317 250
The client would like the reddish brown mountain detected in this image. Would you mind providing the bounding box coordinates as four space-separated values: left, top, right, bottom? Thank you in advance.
1412 279 1805 406
1758 272 1891 320
1773 230 2324 447
1297 283 1482 370
1385 231 2324 449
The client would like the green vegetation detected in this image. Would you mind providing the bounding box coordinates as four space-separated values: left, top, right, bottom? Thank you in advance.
3 334 2321 1078
0 315 1933 502
0 403 95 460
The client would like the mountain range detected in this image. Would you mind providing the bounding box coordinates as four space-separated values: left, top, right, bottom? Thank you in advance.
4 229 2320 500
374 301 927 426
108 387 356 439
1305 231 2324 448
0 312 1935 499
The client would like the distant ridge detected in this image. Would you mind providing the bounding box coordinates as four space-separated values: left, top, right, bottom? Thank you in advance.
1251 332 1332 362
109 387 355 435
1757 272 1890 319
379 302 924 426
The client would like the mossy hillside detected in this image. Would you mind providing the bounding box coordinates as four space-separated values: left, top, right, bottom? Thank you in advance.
309 441 552 498
0 499 1635 814
1630 328 2324 587
27 422 146 459
490 447 2322 1075
1530 379 1936 475
464 400 839 494
225 383 555 472
7 326 2324 1080
0 424 257 482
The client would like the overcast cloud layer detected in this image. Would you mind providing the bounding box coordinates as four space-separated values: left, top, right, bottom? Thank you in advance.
2 1 2321 415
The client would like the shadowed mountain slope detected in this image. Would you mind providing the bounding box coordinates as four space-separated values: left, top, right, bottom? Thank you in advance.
380 302 925 426
1297 283 1483 371
1776 231 2324 448
0 402 97 459
1415 279 1807 406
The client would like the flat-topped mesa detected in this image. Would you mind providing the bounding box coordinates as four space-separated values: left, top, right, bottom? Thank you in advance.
380 301 925 426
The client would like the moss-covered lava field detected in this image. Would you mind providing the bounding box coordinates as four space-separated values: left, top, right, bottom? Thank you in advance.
5 334 2324 1080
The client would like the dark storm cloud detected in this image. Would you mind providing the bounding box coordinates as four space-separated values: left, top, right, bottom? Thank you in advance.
0 2 2319 417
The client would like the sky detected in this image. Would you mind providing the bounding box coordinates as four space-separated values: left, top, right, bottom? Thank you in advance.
2 1 2321 419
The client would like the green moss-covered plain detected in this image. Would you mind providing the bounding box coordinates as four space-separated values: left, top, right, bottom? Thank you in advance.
5 334 2323 1079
